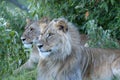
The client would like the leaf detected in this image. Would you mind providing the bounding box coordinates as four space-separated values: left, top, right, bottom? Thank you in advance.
104 2 108 12
110 0 115 5
10 31 15 37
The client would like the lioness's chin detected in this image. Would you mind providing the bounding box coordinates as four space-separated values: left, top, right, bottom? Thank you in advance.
23 44 32 48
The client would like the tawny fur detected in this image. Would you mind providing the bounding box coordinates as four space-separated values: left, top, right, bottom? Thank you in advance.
79 34 88 46
37 18 120 80
14 17 89 74
14 17 50 74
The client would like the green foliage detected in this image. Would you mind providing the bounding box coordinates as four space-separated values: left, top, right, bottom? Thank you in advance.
85 20 120 48
27 0 120 39
0 1 30 79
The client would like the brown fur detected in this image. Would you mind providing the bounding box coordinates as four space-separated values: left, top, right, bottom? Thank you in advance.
36 18 120 80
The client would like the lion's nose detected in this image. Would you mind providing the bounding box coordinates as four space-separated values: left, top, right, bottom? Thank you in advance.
21 37 26 41
38 44 43 49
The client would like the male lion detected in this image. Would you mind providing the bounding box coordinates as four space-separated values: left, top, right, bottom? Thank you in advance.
14 17 50 73
14 17 88 74
36 18 120 80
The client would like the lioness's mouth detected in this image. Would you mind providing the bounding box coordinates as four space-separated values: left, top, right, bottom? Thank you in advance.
23 43 33 48
22 42 33 44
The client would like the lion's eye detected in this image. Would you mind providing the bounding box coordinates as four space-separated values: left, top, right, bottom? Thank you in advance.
47 33 54 38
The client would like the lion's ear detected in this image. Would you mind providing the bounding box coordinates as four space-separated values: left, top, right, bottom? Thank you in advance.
26 18 32 24
56 20 68 33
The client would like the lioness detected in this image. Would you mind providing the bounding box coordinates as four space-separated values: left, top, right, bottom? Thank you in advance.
36 18 120 80
14 17 50 73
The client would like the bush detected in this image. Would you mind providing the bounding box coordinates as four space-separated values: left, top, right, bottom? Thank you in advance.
85 20 120 48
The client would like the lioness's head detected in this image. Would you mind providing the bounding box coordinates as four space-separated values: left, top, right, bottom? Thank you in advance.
37 18 72 60
21 17 50 48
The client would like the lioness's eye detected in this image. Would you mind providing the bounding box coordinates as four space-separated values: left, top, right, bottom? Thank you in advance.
30 27 34 31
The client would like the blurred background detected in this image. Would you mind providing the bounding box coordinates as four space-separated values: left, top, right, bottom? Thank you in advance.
0 0 120 80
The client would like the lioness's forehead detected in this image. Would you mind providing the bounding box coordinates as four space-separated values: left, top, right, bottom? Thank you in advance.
30 22 39 27
25 22 33 29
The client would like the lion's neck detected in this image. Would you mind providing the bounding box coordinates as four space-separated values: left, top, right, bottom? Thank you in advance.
78 46 93 78
38 44 94 80
39 46 84 77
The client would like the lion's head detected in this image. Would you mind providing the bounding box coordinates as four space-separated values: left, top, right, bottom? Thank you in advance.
37 18 81 60
21 17 50 48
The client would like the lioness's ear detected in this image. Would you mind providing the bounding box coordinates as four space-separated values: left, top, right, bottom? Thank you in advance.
56 20 68 33
26 18 32 24
40 17 50 23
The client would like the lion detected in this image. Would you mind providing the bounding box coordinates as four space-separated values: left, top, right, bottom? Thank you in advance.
36 18 120 80
80 34 88 46
14 17 89 74
14 17 50 74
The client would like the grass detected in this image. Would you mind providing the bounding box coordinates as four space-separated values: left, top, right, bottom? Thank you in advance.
3 69 119 80
3 70 36 80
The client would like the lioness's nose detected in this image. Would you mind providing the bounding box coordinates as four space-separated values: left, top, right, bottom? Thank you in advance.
21 37 26 41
